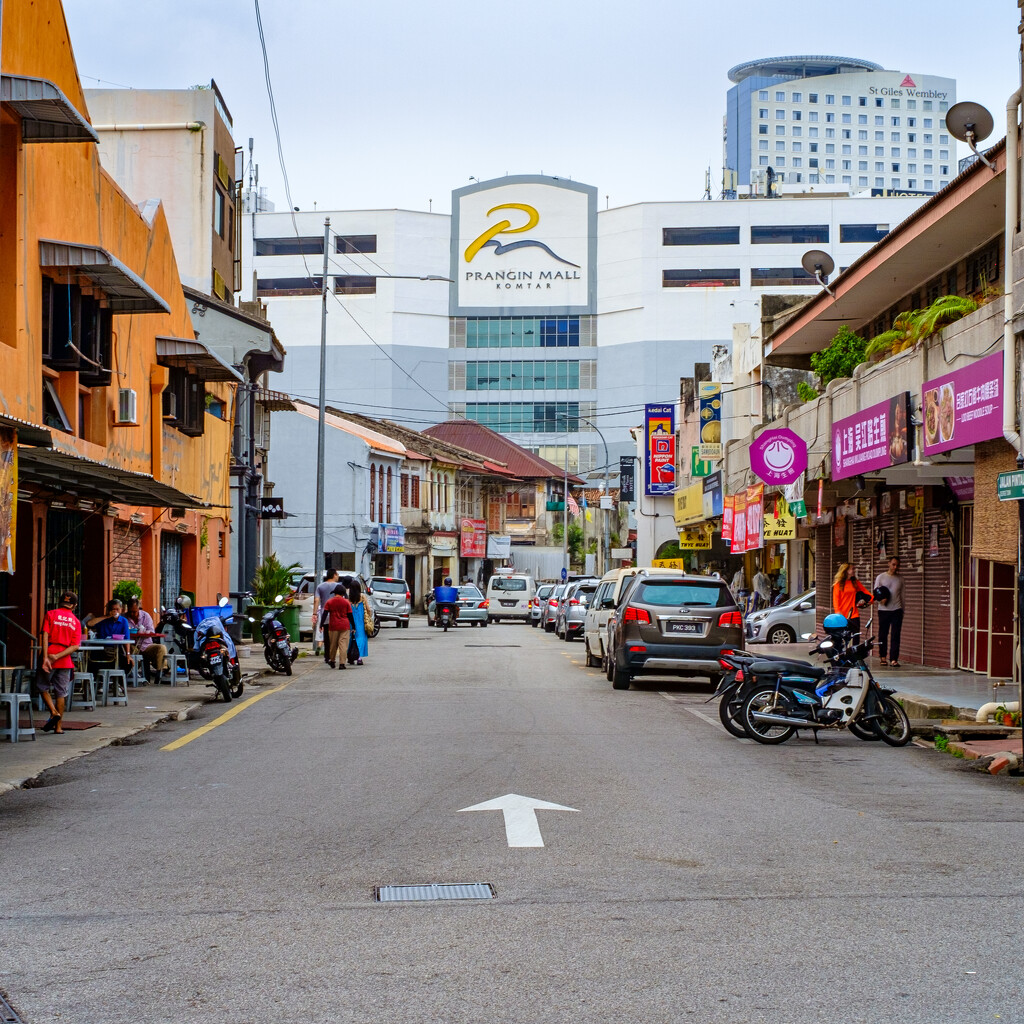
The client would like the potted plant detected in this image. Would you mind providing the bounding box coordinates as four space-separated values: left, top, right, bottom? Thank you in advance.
249 554 302 640
113 579 143 605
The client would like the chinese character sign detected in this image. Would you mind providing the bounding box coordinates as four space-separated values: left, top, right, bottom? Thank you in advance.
644 404 676 496
922 351 1003 456
832 393 911 482
749 428 807 486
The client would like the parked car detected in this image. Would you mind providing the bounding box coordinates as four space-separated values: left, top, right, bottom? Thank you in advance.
585 566 688 671
541 584 567 631
531 584 556 627
745 589 816 645
607 572 744 690
428 584 489 626
485 573 536 623
555 579 600 641
370 576 411 627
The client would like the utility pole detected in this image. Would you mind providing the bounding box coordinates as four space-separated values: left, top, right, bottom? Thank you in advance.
562 442 569 580
313 218 330 602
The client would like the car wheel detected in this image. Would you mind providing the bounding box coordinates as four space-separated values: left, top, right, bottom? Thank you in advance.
612 663 631 690
767 624 796 645
481 620 488 628
585 642 600 668
605 654 614 681
402 620 409 629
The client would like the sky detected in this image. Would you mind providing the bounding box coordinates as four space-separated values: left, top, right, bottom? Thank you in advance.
64 1 1022 215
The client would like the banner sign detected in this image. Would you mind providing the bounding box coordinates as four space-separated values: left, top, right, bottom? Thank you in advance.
702 471 723 519
619 456 635 503
678 524 713 550
460 518 487 558
763 496 797 540
691 447 712 477
945 476 974 502
745 483 764 551
698 382 722 459
259 496 285 519
486 534 511 558
722 494 735 542
673 482 704 527
378 523 405 553
922 351 1003 456
652 558 687 569
731 493 747 552
644 404 676 496
750 428 807 486
832 392 911 482
0 427 16 574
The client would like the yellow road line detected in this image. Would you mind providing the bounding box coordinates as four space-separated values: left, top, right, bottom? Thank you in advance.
161 683 289 751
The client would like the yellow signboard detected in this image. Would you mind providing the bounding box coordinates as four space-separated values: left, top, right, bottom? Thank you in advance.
673 482 704 527
679 524 714 549
652 558 687 570
763 499 796 541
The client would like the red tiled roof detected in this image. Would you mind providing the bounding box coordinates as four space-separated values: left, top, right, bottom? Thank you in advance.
424 419 585 484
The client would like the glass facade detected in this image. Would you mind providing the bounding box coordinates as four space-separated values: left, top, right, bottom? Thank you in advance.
466 360 580 391
466 317 579 348
464 402 581 433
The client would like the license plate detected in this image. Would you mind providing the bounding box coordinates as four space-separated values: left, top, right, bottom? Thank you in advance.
380 598 395 605
278 641 290 651
500 600 518 607
209 656 222 664
668 621 703 636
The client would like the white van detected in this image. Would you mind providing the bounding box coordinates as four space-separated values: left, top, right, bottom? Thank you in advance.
583 567 686 668
486 573 536 623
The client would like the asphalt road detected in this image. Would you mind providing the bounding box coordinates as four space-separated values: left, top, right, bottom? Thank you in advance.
1 619 1021 1023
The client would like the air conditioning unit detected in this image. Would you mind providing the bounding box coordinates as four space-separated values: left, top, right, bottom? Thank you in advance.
162 391 178 421
115 388 138 425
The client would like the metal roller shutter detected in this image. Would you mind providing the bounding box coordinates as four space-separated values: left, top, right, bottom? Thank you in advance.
922 508 954 668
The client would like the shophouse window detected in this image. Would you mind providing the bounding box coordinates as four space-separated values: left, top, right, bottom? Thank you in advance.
662 269 740 287
214 187 225 238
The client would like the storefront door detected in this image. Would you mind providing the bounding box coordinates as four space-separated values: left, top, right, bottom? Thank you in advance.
160 533 183 610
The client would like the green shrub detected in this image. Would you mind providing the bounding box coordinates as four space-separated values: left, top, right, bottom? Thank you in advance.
112 580 142 604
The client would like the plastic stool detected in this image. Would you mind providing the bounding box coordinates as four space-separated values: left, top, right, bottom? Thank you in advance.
159 654 188 686
0 692 35 742
69 672 96 712
97 669 128 707
128 653 145 687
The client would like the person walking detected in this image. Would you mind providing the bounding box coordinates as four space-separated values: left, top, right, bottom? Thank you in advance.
832 562 872 636
39 590 82 734
347 579 370 666
312 568 339 659
321 584 353 669
874 555 904 667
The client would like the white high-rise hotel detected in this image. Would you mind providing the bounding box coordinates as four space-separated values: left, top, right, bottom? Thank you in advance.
724 56 956 196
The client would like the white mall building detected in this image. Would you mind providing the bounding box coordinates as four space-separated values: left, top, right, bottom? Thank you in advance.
723 56 956 197
240 178 928 475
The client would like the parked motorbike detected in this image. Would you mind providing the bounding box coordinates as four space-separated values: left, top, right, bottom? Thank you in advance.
436 602 457 632
735 614 910 746
261 595 297 675
194 603 245 702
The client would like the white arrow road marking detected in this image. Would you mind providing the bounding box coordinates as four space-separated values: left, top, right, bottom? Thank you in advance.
458 793 579 848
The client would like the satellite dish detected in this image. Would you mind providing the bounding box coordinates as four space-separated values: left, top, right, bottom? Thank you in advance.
801 249 836 296
945 101 996 170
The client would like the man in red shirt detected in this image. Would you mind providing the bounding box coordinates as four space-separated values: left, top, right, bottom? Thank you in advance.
321 584 353 670
40 590 83 734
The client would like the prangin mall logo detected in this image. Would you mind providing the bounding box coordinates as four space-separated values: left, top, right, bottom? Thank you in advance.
465 203 579 268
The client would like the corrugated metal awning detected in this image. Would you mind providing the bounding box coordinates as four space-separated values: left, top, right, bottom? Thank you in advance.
1 75 98 143
156 337 243 383
17 446 210 508
39 239 170 314
0 413 52 448
254 389 296 412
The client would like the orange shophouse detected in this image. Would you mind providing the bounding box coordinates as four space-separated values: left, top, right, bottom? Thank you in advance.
0 0 235 662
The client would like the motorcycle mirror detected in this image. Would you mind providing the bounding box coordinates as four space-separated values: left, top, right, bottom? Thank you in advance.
218 596 231 607
818 639 834 650
273 594 284 603
801 632 814 640
247 616 255 622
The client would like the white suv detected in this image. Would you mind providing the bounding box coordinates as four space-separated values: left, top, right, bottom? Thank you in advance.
369 577 411 628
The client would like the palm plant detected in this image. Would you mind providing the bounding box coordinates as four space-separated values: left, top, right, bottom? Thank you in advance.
915 294 978 339
251 553 301 606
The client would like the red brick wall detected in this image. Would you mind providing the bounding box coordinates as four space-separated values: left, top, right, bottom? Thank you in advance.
110 522 144 589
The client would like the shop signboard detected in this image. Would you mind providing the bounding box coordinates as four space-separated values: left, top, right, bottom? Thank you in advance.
945 476 975 502
644 404 676 496
722 494 734 542
763 496 797 540
460 518 487 558
378 524 405 553
731 493 747 552
745 483 764 551
486 534 512 558
691 447 712 477
702 471 723 519
832 392 911 482
698 383 722 459
673 482 704 527
0 427 15 573
653 558 687 569
749 428 807 486
922 351 1003 456
619 456 635 502
678 525 713 550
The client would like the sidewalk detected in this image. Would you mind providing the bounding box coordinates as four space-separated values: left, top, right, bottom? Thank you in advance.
0 646 276 795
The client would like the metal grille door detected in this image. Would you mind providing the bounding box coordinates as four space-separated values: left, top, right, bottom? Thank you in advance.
160 533 183 609
45 509 83 609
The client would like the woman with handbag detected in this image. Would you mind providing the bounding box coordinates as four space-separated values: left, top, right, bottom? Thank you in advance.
347 580 370 666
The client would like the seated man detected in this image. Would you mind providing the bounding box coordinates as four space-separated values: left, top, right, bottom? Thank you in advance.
89 599 133 669
125 595 168 682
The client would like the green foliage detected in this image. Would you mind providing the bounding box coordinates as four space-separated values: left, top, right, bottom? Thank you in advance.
567 522 585 567
552 522 564 543
934 733 949 752
112 579 142 604
916 295 978 338
865 296 979 362
796 381 819 402
807 325 867 394
251 553 301 606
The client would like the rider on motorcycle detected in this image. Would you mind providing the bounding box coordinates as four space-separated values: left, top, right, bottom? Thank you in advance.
433 576 460 624
193 614 237 660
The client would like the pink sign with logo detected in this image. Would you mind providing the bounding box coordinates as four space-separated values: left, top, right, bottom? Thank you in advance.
922 351 1003 456
832 393 911 482
749 428 807 485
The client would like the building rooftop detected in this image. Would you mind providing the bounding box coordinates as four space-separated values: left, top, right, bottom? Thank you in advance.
727 55 883 84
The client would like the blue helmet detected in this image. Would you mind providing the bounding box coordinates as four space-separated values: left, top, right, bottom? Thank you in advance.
823 613 848 631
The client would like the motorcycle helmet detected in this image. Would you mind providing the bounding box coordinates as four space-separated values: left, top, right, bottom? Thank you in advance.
443 576 452 586
873 584 891 603
176 594 192 610
823 613 849 637
855 590 872 608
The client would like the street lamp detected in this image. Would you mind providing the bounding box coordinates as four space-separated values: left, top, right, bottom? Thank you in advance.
556 412 612 576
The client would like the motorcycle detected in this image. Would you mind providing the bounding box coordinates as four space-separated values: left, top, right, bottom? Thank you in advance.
261 595 297 675
436 602 457 632
737 614 910 746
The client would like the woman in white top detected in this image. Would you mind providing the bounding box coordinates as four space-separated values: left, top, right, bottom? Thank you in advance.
873 555 904 667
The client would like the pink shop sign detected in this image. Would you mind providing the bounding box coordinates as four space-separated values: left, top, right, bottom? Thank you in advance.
831 393 911 482
922 351 1004 456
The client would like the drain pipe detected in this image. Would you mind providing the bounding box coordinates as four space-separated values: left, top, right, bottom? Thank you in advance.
975 700 1020 723
91 121 206 133
1003 89 1021 454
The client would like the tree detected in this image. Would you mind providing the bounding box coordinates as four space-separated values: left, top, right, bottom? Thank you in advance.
797 325 867 401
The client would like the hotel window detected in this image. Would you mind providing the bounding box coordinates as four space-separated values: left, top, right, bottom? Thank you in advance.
826 175 835 183
940 135 949 145
808 111 818 122
809 142 818 152
924 134 933 143
924 148 933 158
759 156 769 165
793 174 802 183
808 127 819 137
859 145 867 154
875 177 884 187
662 268 740 288
825 94 834 104
775 109 786 120
750 267 816 286
907 117 916 127
792 157 802 167
759 90 769 100
792 142 802 152
875 131 884 141
809 174 819 184
792 110 801 121
908 164 916 172
924 179 933 189
907 100 917 110
775 141 785 151
891 179 900 188
891 147 901 157
908 133 916 143
776 125 785 135
924 118 933 127
750 224 827 244
758 108 768 118
857 115 867 126
842 160 851 170
842 113 852 124
856 96 864 105
859 161 867 170
792 92 802 102
908 148 917 157
759 124 768 134
825 159 835 169
775 91 785 101
254 236 323 256
809 93 817 103
924 164 933 173
891 117 900 127
792 126 802 137
334 275 376 294
825 143 835 153
842 144 851 154
335 234 377 254
891 163 900 172
939 101 948 112
940 165 949 175
825 112 835 123
759 140 769 150
875 97 884 107
874 116 884 126
875 162 884 171
907 179 916 189
776 157 785 166
859 176 868 186
840 223 889 243
809 158 818 168
874 146 884 156
842 175 852 184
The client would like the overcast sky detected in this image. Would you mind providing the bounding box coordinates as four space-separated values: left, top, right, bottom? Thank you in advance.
65 1 1021 214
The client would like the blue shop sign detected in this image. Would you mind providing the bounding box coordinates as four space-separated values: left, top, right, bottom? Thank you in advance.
378 523 405 553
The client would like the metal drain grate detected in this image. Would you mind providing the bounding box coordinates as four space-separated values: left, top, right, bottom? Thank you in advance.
0 992 25 1024
375 883 495 902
